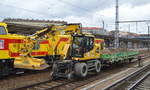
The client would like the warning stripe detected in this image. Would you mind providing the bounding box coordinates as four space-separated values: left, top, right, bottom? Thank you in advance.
55 38 69 51
10 52 20 57
10 52 49 57
31 52 48 56
95 40 103 43
0 38 50 57
0 38 24 50
40 40 49 44
0 38 49 50
56 37 69 47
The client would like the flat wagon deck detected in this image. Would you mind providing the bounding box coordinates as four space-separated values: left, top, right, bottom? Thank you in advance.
101 50 139 64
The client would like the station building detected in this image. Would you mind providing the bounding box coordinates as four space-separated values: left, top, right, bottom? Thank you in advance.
82 27 109 35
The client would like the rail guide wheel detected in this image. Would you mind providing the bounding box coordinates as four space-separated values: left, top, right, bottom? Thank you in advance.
67 72 74 80
74 63 88 77
50 71 55 80
50 63 58 80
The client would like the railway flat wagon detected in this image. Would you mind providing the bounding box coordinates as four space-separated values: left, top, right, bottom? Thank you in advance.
101 51 139 64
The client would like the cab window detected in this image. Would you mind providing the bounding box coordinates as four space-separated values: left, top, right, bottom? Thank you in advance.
72 36 94 57
72 36 84 57
85 37 94 52
0 26 7 35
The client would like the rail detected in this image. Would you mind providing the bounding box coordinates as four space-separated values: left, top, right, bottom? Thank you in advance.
127 71 150 90
103 64 150 90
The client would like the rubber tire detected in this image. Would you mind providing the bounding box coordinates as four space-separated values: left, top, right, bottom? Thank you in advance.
74 63 88 78
95 60 101 73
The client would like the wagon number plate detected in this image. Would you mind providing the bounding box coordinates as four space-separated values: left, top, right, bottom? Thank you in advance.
0 40 4 49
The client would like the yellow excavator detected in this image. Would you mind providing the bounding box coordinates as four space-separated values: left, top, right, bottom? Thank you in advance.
44 23 104 79
51 32 104 79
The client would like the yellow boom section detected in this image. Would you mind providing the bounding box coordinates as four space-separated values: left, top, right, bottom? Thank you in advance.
13 26 54 70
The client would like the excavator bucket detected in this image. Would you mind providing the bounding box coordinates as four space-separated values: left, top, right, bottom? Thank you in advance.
14 56 49 70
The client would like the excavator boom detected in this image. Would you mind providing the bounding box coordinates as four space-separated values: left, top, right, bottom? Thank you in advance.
14 25 54 70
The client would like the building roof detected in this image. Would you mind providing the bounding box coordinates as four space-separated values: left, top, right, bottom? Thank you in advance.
82 27 103 30
3 18 67 28
139 34 150 36
109 30 140 37
2 18 67 35
3 18 67 24
130 33 140 37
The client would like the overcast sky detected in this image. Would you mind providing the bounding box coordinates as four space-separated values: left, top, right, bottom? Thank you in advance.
1 0 150 33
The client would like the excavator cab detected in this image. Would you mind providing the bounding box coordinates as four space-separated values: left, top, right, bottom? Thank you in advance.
71 35 94 58
72 36 85 57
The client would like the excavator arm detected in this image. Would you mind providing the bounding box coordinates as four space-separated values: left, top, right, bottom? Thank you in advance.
14 25 54 70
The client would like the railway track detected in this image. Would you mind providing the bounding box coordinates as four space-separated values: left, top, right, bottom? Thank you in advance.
103 61 150 90
13 53 150 90
0 69 51 90
128 71 150 90
77 53 150 90
14 79 71 90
